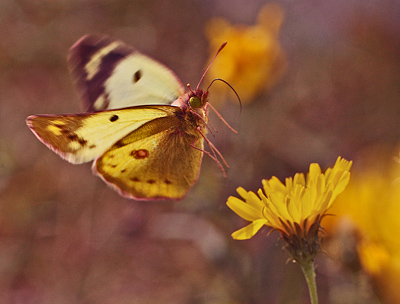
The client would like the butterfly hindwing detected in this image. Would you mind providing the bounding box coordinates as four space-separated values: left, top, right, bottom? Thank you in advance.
68 35 185 111
26 106 176 164
95 113 204 200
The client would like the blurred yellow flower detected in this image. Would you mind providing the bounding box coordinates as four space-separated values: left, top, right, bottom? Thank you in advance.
358 241 390 276
326 150 400 303
205 3 286 105
227 157 352 262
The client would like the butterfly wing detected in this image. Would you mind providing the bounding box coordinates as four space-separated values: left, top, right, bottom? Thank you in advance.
95 111 204 200
68 35 185 111
27 105 205 200
26 106 176 164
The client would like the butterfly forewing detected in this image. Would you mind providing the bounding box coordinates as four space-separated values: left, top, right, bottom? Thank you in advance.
68 35 185 111
26 106 175 164
95 113 204 200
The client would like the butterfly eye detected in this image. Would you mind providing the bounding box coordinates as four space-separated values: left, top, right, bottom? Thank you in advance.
189 96 202 108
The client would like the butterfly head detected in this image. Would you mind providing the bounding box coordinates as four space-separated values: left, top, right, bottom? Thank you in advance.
188 87 209 109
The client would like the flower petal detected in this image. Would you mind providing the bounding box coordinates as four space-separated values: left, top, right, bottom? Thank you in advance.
231 219 268 240
227 196 262 222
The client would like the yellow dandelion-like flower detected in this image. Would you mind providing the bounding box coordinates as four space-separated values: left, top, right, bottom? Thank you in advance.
227 157 352 262
205 3 286 105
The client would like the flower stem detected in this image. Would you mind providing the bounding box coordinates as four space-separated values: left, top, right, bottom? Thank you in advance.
299 259 318 304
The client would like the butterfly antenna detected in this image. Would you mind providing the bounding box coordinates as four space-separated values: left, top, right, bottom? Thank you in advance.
187 83 195 95
206 78 242 114
196 42 227 91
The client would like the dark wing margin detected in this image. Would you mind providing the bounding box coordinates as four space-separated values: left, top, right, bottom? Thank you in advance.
68 35 135 112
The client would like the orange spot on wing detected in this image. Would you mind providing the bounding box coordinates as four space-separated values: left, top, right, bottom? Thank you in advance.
131 149 149 159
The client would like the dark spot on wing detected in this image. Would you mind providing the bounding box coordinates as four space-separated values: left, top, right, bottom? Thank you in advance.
64 131 87 146
121 169 126 173
109 114 119 122
147 179 155 184
130 177 140 182
89 144 96 149
164 179 172 184
133 70 142 83
67 134 78 140
78 138 87 146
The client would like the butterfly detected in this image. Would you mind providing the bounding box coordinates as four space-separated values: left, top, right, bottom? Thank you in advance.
26 35 235 200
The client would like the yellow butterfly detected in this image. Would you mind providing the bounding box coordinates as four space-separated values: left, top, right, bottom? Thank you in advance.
26 35 233 200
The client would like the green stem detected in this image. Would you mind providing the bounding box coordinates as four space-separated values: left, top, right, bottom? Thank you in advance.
299 260 318 304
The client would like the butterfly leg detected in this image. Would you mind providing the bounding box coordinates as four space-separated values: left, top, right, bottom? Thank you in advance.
191 127 228 177
207 103 238 134
189 109 216 137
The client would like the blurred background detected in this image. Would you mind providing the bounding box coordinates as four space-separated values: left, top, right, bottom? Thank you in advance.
1 0 400 303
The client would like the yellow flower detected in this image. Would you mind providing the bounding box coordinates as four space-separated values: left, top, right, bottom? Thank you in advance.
325 149 400 302
204 3 286 105
227 157 352 262
358 241 390 276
